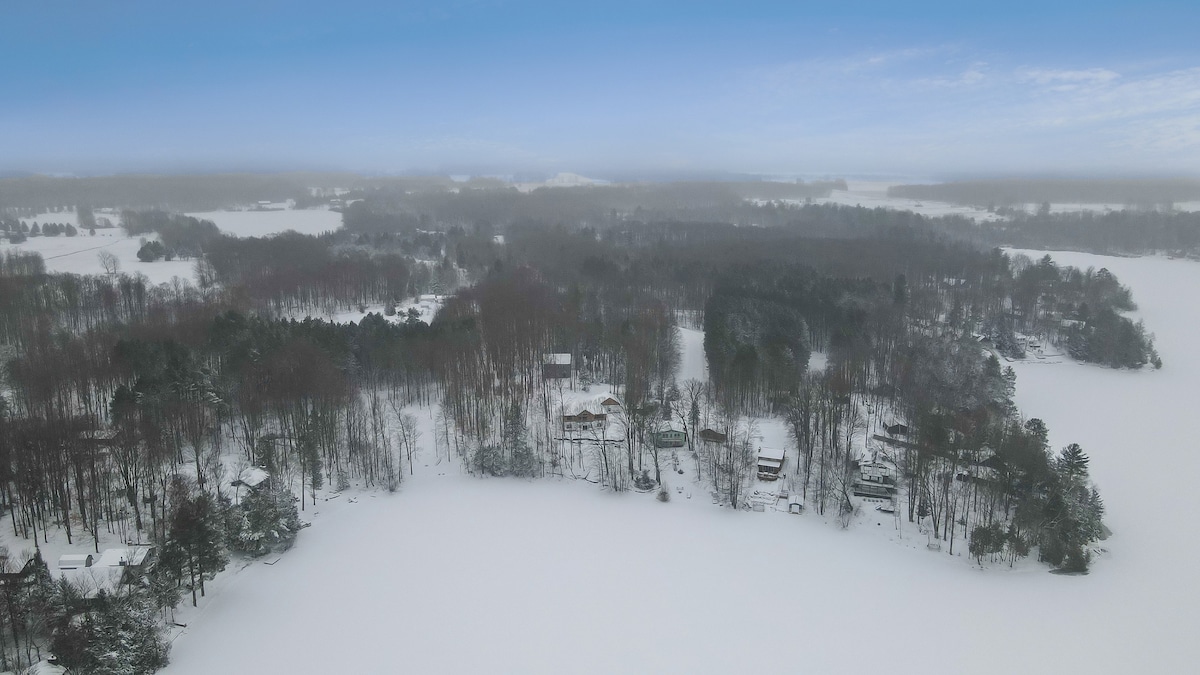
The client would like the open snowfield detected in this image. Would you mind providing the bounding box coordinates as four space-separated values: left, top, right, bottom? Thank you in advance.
803 181 1200 219
809 180 1007 222
3 231 197 284
184 208 342 237
161 248 1199 674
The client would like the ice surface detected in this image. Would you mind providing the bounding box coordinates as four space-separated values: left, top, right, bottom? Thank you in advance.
184 208 342 238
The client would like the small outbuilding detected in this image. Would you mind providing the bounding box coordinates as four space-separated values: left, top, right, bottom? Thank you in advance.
542 353 573 380
788 495 804 514
698 428 728 445
58 554 94 570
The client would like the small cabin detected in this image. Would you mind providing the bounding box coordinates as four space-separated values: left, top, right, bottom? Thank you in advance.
78 429 118 459
651 426 687 448
698 428 728 445
58 554 94 570
79 429 118 446
884 422 910 437
756 447 786 480
542 353 572 380
788 495 804 514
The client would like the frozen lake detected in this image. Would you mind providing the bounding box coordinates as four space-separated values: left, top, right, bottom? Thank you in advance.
165 249 1196 675
184 208 342 238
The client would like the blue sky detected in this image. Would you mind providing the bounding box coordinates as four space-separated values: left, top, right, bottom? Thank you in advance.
3 1 1200 178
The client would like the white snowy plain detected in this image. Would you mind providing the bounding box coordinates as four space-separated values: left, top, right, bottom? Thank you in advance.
184 208 342 238
159 249 1195 674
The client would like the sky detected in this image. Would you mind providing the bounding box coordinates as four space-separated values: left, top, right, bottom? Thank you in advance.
3 0 1200 179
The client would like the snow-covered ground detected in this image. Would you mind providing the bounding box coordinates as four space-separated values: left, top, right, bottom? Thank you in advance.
160 249 1197 674
184 208 342 238
2 208 341 285
677 326 707 382
807 180 1007 222
299 295 445 325
3 231 197 284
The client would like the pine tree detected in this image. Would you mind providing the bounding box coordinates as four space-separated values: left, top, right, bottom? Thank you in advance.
503 399 538 477
233 483 303 557
160 478 229 607
1057 443 1089 480
64 593 170 675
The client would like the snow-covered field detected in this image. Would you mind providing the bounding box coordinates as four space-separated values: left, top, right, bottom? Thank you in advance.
184 208 342 237
3 231 197 284
2 207 341 284
810 180 1008 222
161 249 1198 674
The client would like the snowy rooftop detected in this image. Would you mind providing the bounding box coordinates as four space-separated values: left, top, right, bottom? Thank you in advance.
238 466 270 488
60 565 124 598
757 446 786 462
95 545 152 568
543 353 572 365
57 553 94 569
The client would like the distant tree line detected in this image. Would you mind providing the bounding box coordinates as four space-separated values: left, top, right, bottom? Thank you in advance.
927 208 1200 256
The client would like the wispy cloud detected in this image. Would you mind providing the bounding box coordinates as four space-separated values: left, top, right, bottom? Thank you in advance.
1018 67 1120 89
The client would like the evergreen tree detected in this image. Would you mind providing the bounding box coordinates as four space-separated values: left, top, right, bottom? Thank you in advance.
503 399 538 477
160 478 229 607
55 593 170 675
231 483 303 557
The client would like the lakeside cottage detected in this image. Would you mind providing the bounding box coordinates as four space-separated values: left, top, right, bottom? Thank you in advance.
59 545 155 599
756 447 786 480
652 424 687 448
852 462 897 498
563 409 607 433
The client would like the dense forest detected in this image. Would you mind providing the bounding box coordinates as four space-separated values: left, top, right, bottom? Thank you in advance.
0 180 1148 672
928 207 1200 257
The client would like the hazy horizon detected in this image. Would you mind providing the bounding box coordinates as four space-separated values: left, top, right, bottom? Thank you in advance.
4 1 1200 178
